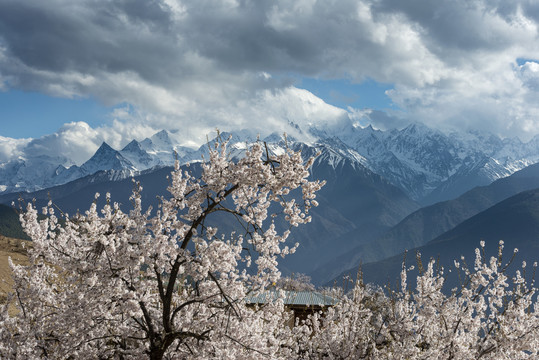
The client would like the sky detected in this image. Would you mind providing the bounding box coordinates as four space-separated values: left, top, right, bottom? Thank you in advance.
0 0 539 164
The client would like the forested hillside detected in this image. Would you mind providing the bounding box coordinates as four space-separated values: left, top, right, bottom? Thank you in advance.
0 204 26 240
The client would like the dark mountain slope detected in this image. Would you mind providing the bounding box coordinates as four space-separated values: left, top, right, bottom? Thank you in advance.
312 162 539 284
279 142 419 274
331 187 539 289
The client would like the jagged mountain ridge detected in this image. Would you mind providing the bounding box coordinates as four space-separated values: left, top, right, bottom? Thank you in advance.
0 130 199 195
328 122 539 203
1 127 538 283
1 123 538 204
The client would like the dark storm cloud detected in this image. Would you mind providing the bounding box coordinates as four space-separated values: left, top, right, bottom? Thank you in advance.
493 1 539 23
176 0 437 82
374 1 504 50
0 0 185 87
178 0 349 75
0 0 442 88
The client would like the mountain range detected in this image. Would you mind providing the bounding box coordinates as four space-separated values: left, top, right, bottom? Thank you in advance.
2 123 538 205
0 139 419 276
0 122 538 284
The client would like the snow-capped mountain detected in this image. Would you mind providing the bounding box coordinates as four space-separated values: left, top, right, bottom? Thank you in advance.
121 140 159 169
0 131 182 195
0 154 78 194
0 124 538 204
322 122 539 203
82 142 136 174
35 142 140 194
0 124 538 282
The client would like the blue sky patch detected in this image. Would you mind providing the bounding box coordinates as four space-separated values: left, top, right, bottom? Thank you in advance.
0 90 110 138
298 77 396 111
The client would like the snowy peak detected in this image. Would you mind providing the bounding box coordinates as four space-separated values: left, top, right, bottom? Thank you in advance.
150 130 173 149
388 124 459 177
212 130 258 145
140 129 175 153
399 122 428 135
81 142 135 175
120 140 160 170
139 130 180 165
122 139 144 153
94 142 116 156
312 120 539 202
291 139 368 175
262 132 298 145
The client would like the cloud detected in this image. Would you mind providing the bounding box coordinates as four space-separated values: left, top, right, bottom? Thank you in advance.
368 0 539 139
0 0 538 141
0 120 163 166
348 108 408 131
0 0 448 92
386 56 539 140
519 60 539 90
0 136 30 163
22 122 102 165
0 86 351 165
104 87 351 147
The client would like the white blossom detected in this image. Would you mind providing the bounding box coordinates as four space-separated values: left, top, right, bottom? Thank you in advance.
291 242 539 360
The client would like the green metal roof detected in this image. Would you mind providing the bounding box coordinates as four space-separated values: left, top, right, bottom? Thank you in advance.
245 290 338 307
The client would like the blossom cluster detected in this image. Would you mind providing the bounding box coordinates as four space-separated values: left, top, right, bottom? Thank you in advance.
292 241 539 359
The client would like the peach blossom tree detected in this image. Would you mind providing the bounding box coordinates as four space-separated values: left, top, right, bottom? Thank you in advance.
0 137 324 359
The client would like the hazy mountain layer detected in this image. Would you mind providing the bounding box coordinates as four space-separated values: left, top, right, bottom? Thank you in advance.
312 162 539 284
330 187 539 289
